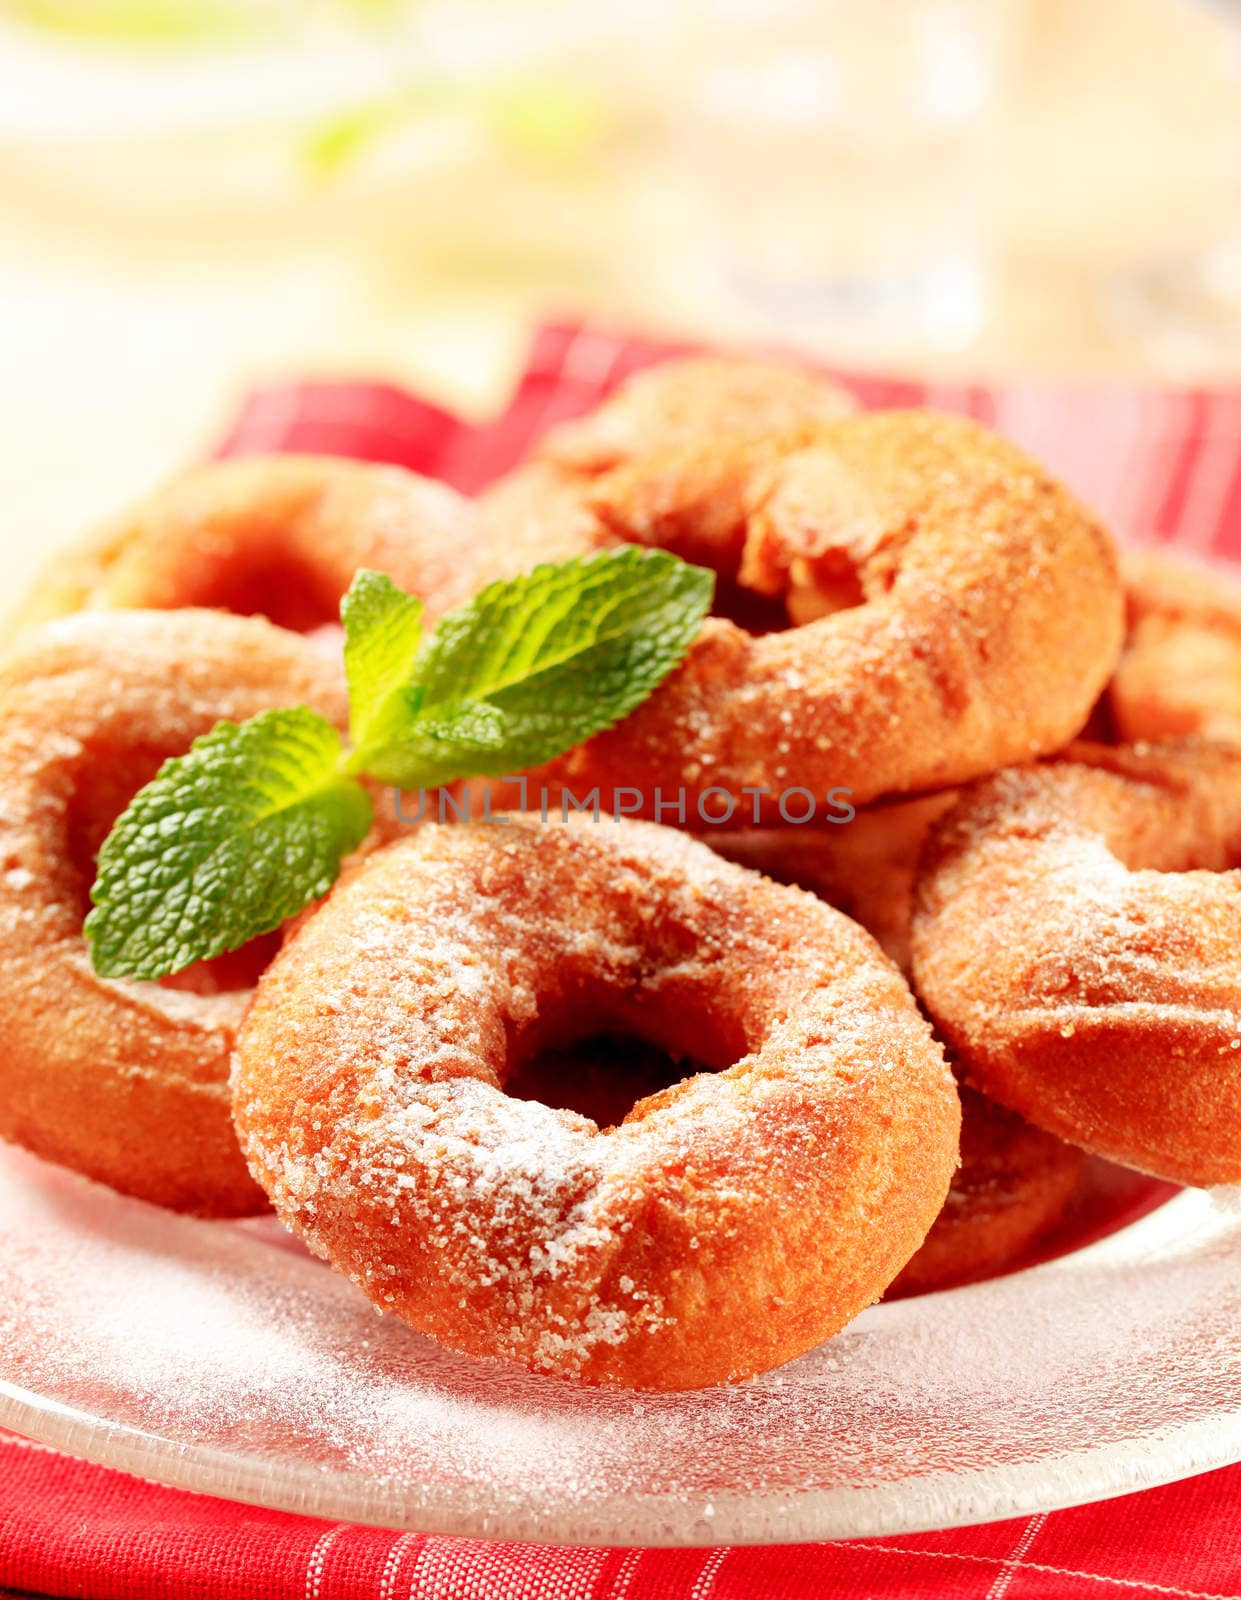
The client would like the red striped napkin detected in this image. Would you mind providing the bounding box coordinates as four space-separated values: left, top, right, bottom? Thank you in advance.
218 319 1241 557
4 320 1241 1600
5 1427 1241 1600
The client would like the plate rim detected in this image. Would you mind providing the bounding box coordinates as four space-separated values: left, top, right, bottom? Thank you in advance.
4 1378 1240 1548
5 1181 1241 1547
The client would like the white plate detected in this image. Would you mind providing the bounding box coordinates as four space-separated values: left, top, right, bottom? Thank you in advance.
1 1141 1235 1547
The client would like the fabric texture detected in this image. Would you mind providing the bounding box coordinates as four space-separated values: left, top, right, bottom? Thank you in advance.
4 320 1241 1599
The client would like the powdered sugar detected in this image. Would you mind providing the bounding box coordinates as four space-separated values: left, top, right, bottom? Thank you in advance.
2 1140 1239 1544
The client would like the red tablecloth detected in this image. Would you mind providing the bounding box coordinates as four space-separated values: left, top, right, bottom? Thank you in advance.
4 321 1241 1600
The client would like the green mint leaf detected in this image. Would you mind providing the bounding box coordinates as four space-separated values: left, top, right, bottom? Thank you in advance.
341 568 426 757
361 547 715 788
85 708 371 980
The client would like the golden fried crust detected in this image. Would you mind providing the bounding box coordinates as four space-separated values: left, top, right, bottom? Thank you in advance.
478 411 1124 819
12 454 480 636
1110 550 1241 746
889 1087 1084 1296
234 815 959 1390
912 740 1241 1186
535 356 856 474
0 609 352 1215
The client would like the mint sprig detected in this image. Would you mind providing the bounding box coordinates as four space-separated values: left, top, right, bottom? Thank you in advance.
84 548 713 979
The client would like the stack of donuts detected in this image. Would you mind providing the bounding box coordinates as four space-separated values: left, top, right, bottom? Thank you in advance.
3 355 1240 1391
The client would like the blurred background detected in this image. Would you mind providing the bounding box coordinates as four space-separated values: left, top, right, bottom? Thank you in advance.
1 0 1240 597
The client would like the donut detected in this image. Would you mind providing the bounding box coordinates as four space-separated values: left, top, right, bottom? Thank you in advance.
889 1087 1084 1297
233 814 959 1389
709 792 957 973
0 608 351 1215
911 741 1241 1186
474 412 1124 819
14 454 479 636
1109 549 1241 746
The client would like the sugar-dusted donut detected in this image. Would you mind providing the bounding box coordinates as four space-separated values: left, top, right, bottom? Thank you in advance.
0 608 351 1215
1110 549 1241 746
889 1087 1084 1296
234 815 959 1389
475 412 1124 819
15 454 478 635
912 741 1241 1186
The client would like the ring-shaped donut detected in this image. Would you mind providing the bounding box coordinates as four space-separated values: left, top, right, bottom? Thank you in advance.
476 412 1123 818
15 454 478 636
912 741 1241 1186
0 608 350 1214
233 815 959 1388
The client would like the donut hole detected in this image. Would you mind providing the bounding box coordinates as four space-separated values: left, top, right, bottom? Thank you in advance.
63 745 283 996
504 979 742 1128
708 576 795 636
64 742 171 896
785 555 870 626
507 1031 707 1128
190 555 341 635
687 537 874 633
